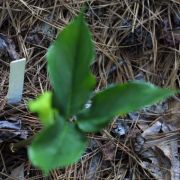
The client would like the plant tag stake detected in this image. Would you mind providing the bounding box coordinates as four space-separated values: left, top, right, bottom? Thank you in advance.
7 58 26 104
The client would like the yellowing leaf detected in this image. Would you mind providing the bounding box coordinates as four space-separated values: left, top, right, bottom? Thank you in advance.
28 92 54 126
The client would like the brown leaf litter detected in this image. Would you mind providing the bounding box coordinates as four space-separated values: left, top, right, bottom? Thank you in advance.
0 0 180 179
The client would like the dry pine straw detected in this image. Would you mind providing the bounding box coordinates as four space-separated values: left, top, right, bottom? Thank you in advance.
0 0 179 179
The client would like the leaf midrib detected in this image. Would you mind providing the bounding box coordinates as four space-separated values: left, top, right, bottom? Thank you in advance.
66 16 84 118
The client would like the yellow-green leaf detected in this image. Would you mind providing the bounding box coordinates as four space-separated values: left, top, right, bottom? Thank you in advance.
28 92 54 126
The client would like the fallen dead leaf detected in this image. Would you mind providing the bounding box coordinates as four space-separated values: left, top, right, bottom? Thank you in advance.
102 141 116 161
6 163 24 180
0 34 19 60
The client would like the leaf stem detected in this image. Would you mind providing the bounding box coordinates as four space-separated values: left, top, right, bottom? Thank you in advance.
10 136 34 153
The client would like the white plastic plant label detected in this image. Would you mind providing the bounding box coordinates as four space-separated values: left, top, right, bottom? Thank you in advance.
7 58 26 104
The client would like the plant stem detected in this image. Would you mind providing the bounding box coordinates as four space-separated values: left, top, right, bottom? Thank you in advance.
10 136 34 153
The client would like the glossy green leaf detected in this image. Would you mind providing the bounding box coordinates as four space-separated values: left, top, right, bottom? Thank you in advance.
28 92 54 126
77 81 177 132
28 114 87 173
47 12 96 118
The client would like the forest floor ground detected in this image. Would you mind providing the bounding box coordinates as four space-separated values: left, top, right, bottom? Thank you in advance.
0 1 180 179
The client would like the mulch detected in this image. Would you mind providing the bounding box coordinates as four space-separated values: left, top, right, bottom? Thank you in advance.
0 1 179 179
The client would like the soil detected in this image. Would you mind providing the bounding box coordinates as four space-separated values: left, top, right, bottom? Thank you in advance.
0 1 180 180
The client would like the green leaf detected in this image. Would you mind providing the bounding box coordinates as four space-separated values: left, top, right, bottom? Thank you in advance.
47 12 96 118
28 114 87 173
28 92 54 126
77 81 177 132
